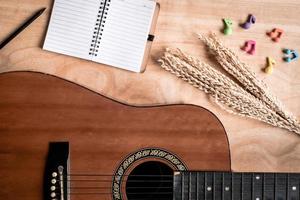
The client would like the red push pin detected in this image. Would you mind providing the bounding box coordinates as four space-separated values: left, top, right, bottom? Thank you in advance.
242 40 256 55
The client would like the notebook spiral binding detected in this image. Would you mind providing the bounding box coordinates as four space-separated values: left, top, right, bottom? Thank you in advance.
89 0 111 57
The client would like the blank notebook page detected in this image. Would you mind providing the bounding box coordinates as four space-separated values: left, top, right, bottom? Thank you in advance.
93 0 156 72
43 0 98 60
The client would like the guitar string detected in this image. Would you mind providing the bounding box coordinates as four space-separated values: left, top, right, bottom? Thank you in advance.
66 179 173 182
53 186 173 190
65 174 174 183
53 191 174 195
53 189 174 195
68 174 174 177
67 186 173 189
57 192 172 200
105 198 171 200
64 192 173 195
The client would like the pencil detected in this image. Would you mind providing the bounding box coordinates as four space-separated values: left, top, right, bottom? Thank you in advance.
0 7 46 49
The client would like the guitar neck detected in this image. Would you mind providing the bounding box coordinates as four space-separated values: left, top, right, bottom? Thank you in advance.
173 171 300 200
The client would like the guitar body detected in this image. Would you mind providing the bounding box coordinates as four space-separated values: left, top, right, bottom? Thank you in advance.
0 72 230 200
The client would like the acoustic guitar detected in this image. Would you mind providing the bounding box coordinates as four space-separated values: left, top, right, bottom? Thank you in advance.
0 72 299 200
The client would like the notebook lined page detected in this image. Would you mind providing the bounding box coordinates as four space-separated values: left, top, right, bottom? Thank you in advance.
43 0 100 60
93 0 156 72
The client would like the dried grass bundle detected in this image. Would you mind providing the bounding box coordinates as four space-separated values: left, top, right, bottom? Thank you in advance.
198 34 300 131
158 37 300 135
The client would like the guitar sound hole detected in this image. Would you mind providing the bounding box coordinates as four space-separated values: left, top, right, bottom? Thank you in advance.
125 161 173 200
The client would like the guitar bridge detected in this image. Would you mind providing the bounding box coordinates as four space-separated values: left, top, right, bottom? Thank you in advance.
44 142 69 200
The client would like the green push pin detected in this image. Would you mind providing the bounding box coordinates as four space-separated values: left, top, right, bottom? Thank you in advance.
223 18 233 36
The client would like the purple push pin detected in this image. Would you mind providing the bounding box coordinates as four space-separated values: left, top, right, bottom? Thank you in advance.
241 14 256 29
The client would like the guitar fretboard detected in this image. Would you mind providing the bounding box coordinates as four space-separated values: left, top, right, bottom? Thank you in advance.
173 171 300 200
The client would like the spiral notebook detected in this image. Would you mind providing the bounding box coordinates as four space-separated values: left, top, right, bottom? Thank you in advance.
43 0 159 72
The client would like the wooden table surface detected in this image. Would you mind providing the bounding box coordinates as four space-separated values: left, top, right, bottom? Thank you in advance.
0 0 300 172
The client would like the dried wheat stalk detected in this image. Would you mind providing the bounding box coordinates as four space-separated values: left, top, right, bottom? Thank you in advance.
198 33 300 132
158 47 300 135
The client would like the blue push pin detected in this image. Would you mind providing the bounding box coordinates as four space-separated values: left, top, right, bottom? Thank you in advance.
283 49 299 63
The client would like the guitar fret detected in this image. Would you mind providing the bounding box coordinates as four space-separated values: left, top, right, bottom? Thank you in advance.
242 173 252 200
214 172 223 200
253 173 263 200
223 172 232 200
287 173 290 200
263 173 275 200
173 172 182 200
233 173 242 200
183 172 189 200
287 173 299 200
205 172 214 200
197 172 205 200
196 173 198 200
189 172 191 200
205 172 207 200
182 172 184 200
275 173 287 200
190 172 197 200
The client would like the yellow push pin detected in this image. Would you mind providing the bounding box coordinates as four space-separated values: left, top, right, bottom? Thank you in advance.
264 57 276 74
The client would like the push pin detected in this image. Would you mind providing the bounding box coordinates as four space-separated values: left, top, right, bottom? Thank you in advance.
242 40 256 55
267 28 284 42
241 14 256 29
223 18 233 35
264 57 276 74
283 49 299 63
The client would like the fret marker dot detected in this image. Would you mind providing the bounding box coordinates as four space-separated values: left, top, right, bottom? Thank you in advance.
225 186 230 191
255 176 260 180
292 186 297 191
256 198 260 200
207 186 212 191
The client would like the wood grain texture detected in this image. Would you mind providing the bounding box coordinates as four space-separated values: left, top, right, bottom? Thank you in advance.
0 72 230 200
0 0 299 172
